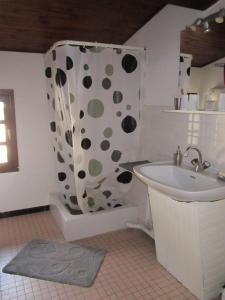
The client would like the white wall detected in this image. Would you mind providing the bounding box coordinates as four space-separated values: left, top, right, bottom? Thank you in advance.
191 57 225 108
140 106 225 170
189 68 202 95
0 52 57 212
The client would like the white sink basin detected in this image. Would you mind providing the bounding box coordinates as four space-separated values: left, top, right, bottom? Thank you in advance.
134 163 225 202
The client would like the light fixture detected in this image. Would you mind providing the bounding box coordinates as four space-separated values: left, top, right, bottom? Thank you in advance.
189 18 203 31
189 8 225 33
215 8 225 23
203 21 210 33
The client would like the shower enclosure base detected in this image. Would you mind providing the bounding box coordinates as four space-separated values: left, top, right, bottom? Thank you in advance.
50 193 138 241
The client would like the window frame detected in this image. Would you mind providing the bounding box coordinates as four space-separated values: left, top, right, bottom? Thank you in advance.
0 89 19 173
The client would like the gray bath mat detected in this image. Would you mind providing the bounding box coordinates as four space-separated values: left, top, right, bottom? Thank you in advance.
2 239 106 287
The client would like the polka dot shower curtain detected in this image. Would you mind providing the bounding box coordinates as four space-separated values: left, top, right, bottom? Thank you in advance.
45 43 143 213
178 54 192 95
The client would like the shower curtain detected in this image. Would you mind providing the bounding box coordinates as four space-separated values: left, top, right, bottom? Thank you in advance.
45 43 142 213
179 54 192 95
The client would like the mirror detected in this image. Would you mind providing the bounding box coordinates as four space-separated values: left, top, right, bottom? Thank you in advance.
179 18 225 111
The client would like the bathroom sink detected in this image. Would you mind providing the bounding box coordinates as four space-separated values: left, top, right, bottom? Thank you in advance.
134 163 225 202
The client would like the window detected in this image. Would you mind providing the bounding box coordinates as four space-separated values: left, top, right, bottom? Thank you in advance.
0 90 18 173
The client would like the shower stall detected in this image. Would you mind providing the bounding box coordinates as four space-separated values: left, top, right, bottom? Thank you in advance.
44 40 144 240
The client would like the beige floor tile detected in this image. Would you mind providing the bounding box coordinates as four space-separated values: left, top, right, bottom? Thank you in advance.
0 211 198 300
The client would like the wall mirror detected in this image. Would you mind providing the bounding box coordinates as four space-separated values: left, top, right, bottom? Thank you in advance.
179 13 225 111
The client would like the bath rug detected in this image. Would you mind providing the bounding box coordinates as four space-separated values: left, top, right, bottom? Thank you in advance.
2 239 106 287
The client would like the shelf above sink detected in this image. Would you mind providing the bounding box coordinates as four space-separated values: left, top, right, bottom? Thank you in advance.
164 109 225 115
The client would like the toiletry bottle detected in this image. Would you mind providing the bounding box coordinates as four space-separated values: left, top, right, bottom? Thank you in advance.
174 146 183 166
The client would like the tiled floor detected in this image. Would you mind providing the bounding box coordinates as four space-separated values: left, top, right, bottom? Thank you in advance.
0 211 198 300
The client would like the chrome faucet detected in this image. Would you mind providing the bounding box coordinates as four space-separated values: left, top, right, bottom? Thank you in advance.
185 146 210 172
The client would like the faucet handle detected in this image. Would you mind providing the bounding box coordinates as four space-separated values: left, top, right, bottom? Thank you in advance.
191 158 199 166
202 161 211 170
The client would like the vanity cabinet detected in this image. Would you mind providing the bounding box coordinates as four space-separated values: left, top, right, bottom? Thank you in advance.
148 187 225 300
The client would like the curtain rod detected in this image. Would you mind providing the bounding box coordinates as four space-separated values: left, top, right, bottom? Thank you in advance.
46 40 145 55
180 53 193 59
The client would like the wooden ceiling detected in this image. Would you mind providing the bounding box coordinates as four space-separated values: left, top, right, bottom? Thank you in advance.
181 22 225 67
0 0 217 53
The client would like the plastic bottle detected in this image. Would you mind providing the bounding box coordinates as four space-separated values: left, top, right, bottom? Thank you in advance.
173 146 183 166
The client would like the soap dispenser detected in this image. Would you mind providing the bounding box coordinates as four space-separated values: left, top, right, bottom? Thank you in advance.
174 146 183 166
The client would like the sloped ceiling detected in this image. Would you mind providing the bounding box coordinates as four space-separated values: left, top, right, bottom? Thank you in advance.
0 0 217 53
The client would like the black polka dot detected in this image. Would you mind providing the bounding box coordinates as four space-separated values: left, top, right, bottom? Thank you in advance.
115 168 120 172
70 196 78 204
50 121 56 132
84 64 89 70
80 46 86 53
63 194 67 199
103 190 112 198
83 76 92 88
55 68 67 86
58 172 66 181
81 128 85 134
45 67 52 78
100 140 110 151
47 93 50 100
66 56 73 70
107 203 111 207
57 151 64 163
65 130 73 147
180 56 184 62
187 67 191 76
116 111 122 117
114 204 122 208
111 150 121 162
117 171 132 184
113 91 123 104
52 50 56 61
81 138 91 150
52 99 55 110
122 54 137 73
116 49 122 54
83 190 87 198
97 207 104 211
69 164 74 172
78 170 86 179
65 184 70 190
80 110 84 119
102 78 111 89
121 115 137 133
